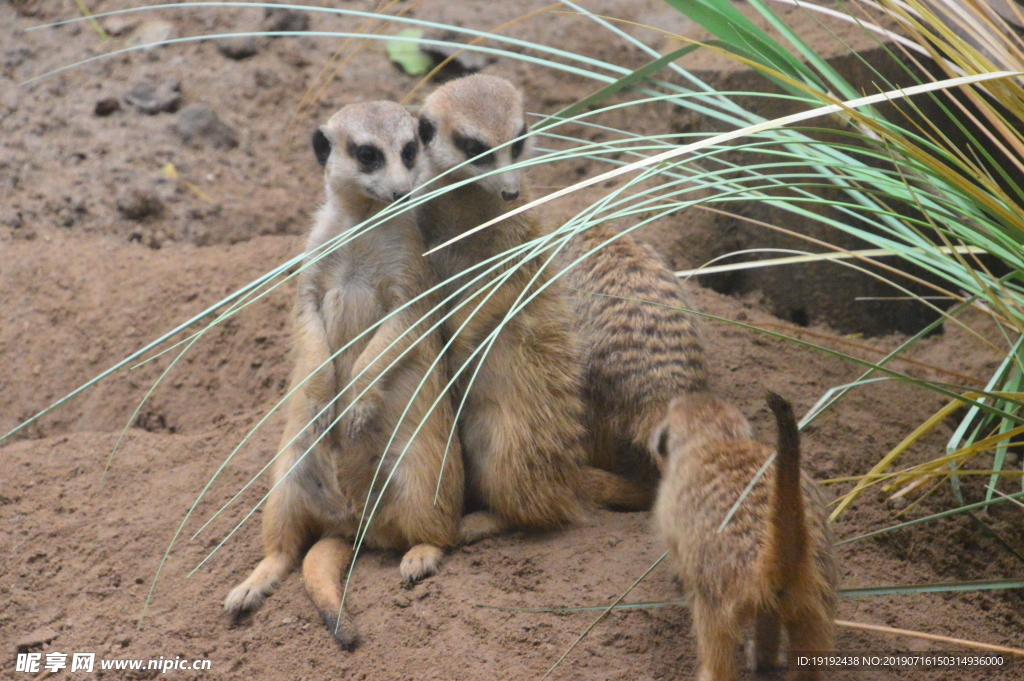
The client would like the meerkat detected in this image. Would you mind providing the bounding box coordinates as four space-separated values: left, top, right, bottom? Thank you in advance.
557 225 708 510
224 101 463 648
650 392 837 680
417 73 633 542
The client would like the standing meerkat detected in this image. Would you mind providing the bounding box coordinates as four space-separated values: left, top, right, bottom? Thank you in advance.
558 225 708 510
417 74 639 541
224 101 463 648
651 392 837 680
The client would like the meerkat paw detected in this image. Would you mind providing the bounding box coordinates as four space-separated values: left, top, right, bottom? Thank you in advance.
344 392 382 438
224 579 273 618
400 544 444 583
459 511 506 544
224 553 293 618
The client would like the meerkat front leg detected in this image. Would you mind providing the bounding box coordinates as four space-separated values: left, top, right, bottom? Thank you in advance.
344 307 423 438
293 296 338 438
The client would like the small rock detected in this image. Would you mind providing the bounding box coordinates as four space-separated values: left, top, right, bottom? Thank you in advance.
217 36 260 60
392 595 411 608
907 638 932 652
102 16 139 37
172 105 238 149
125 78 182 115
1 209 23 229
263 9 310 33
117 188 164 221
15 627 58 653
886 495 909 511
94 97 120 117
130 20 178 50
254 68 281 89
412 583 429 600
280 616 296 625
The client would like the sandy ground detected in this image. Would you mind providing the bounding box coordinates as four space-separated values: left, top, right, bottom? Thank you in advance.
2 1 1023 680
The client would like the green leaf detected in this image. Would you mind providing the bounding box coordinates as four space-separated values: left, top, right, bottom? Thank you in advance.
386 29 433 75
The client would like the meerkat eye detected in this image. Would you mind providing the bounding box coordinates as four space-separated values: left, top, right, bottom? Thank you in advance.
401 141 418 170
511 124 528 159
312 128 331 167
453 133 494 166
346 142 385 172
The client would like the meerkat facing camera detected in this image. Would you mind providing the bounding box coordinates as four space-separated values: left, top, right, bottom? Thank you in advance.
415 74 590 542
651 392 837 680
224 101 463 648
558 224 708 510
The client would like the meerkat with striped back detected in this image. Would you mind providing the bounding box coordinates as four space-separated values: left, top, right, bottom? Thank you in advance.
651 392 837 680
557 225 708 510
223 101 463 648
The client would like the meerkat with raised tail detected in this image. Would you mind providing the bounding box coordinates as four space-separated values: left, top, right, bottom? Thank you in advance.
557 225 708 510
224 101 463 648
416 74 640 542
650 392 837 680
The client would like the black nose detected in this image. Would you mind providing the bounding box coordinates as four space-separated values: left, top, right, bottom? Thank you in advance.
501 190 519 201
392 191 409 201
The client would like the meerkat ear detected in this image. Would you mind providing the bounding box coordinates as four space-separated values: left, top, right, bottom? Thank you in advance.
418 116 436 146
312 128 331 167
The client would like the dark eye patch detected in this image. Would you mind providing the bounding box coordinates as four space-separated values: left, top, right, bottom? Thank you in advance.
452 132 494 166
346 141 385 173
418 116 436 145
312 128 331 167
511 124 528 159
400 140 418 170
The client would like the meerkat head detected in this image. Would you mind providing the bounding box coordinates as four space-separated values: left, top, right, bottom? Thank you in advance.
649 394 754 472
417 74 531 201
312 101 420 204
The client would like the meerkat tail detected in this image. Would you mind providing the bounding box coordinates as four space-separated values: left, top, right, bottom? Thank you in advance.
301 537 358 650
586 467 656 511
765 391 808 579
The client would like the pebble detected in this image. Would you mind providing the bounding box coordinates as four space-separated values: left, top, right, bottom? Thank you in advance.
393 595 411 608
886 495 909 511
102 16 139 37
15 627 58 653
94 97 120 117
217 36 260 60
117 188 165 221
263 9 310 33
172 105 239 149
130 20 178 50
125 78 182 115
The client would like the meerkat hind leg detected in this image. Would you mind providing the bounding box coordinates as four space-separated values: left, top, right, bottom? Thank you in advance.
784 610 833 681
224 551 295 617
747 606 782 671
586 466 656 511
459 511 507 544
400 544 444 583
693 599 742 681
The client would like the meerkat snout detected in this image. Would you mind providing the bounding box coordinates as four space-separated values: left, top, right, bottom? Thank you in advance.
418 74 531 200
312 101 421 204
